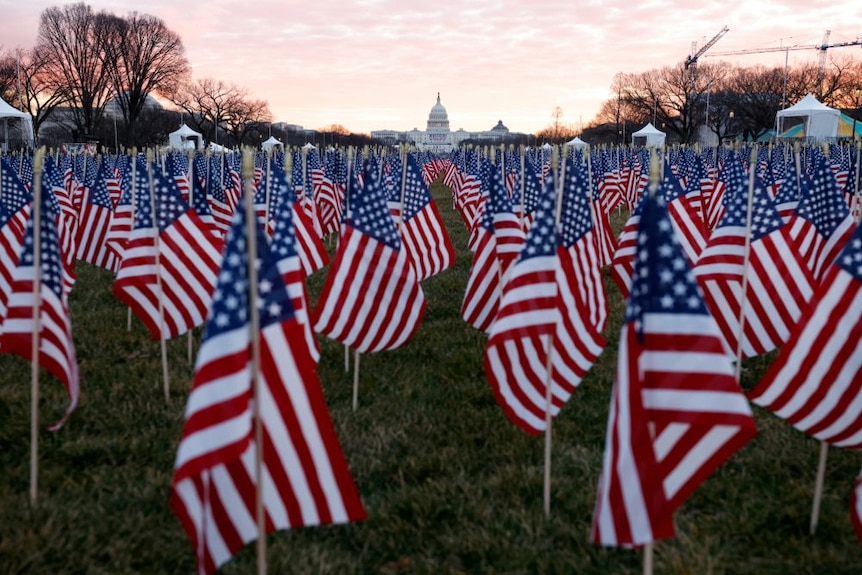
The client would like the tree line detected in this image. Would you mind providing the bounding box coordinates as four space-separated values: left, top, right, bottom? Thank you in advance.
584 56 862 145
0 2 294 150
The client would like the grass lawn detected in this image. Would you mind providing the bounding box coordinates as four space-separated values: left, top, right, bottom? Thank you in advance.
1 177 860 574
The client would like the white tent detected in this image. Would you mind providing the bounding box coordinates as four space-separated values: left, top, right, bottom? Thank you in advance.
261 136 283 153
0 97 34 150
167 123 203 151
566 136 589 149
631 122 666 147
776 93 840 141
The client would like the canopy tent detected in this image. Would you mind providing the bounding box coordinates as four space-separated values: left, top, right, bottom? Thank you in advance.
566 136 589 149
0 97 34 150
838 113 862 139
167 123 203 151
776 93 840 141
631 122 666 147
261 135 283 152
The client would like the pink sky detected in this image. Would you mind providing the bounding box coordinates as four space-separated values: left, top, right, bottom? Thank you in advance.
2 0 862 134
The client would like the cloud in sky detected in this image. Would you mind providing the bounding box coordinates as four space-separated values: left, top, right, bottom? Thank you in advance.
2 0 861 133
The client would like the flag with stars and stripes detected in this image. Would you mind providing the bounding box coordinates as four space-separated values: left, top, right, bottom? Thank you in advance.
74 159 118 273
461 167 524 333
270 190 319 364
748 223 862 449
591 192 756 548
113 159 222 340
0 181 79 430
694 176 814 358
787 153 857 282
395 153 455 282
171 197 365 575
560 156 607 334
610 196 644 300
485 177 605 435
314 163 426 353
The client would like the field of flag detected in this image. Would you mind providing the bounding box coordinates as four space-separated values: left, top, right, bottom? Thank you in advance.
0 143 861 573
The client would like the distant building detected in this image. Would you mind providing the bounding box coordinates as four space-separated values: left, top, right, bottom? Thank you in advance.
371 93 524 152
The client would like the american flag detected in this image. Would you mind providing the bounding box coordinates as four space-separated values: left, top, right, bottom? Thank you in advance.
596 151 624 215
171 198 365 574
308 148 342 236
560 155 607 334
207 154 236 234
591 192 756 547
461 168 524 333
588 158 618 268
395 153 455 281
707 153 747 231
787 153 857 282
1 156 32 239
270 190 319 364
41 157 78 293
74 159 118 273
271 162 328 276
105 161 136 262
0 158 32 320
515 157 543 231
695 176 814 358
485 178 605 435
169 152 191 204
610 196 644 300
748 224 862 448
662 164 708 266
113 158 222 340
0 179 79 430
314 164 426 353
773 161 801 224
485 185 560 433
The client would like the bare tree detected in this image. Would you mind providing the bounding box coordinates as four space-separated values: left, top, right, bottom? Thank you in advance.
99 11 189 146
223 97 271 146
15 47 69 139
171 78 272 146
0 50 17 103
171 78 241 143
535 106 576 143
36 2 115 138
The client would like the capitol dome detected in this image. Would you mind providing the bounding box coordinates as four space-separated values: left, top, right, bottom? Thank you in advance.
427 92 450 130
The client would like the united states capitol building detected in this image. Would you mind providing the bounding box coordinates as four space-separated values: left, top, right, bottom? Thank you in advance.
371 93 524 153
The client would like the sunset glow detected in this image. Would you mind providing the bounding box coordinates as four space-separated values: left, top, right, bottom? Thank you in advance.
2 0 862 134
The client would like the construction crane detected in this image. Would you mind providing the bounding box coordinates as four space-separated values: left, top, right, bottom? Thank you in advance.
685 25 730 76
706 29 862 93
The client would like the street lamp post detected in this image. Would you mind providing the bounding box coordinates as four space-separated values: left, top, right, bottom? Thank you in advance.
853 87 861 141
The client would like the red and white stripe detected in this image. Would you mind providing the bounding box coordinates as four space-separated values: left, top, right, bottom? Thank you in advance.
314 225 426 353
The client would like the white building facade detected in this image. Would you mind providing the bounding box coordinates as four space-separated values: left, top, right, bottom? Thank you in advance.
371 93 522 152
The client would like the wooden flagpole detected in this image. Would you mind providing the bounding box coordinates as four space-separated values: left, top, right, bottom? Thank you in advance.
30 148 45 506
543 146 566 517
519 146 526 229
852 141 862 224
242 149 267 575
733 148 758 384
187 149 196 364
146 150 170 402
352 350 361 412
128 149 138 332
344 149 354 374
810 440 829 535
641 148 665 575
808 142 839 536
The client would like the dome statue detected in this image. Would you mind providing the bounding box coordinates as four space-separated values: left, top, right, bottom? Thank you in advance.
427 92 450 130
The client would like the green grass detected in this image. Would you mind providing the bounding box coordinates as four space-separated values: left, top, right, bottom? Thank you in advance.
1 180 861 574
